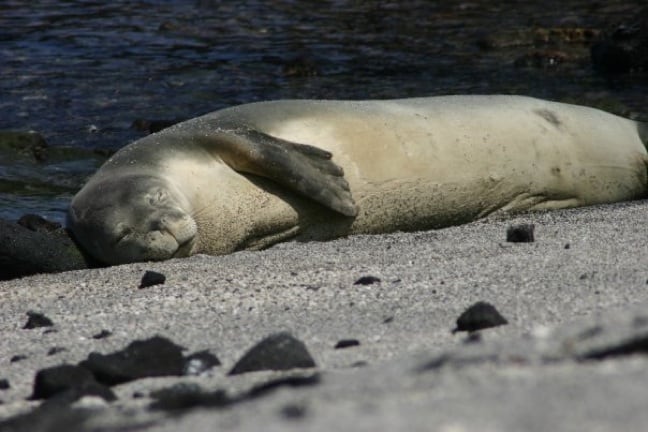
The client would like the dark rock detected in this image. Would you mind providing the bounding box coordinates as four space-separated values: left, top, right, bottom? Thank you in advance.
334 339 360 349
229 332 316 375
452 301 508 333
280 403 308 419
92 329 112 339
10 354 27 363
30 364 116 402
139 270 166 288
17 214 61 233
382 316 394 324
0 130 48 162
183 350 221 375
80 336 185 386
23 311 54 329
354 275 381 285
0 218 93 280
149 383 231 412
0 379 10 390
246 374 321 399
47 347 67 356
506 224 535 242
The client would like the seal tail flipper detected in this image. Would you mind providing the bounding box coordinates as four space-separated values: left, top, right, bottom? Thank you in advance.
200 129 358 217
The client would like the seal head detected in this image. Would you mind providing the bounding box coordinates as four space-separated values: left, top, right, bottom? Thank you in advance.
68 174 197 264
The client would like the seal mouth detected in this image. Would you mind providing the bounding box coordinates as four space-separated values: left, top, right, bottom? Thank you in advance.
172 235 196 258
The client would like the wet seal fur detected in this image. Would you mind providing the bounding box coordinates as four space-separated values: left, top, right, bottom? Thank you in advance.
68 95 648 264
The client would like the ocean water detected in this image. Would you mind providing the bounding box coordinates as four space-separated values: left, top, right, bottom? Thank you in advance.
1 0 645 222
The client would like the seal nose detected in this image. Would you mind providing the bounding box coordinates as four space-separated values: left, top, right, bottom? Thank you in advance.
150 212 198 257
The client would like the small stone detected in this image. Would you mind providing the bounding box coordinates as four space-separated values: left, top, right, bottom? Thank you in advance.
183 350 221 375
139 271 166 288
92 329 112 339
382 316 394 324
10 355 27 363
506 224 535 242
334 339 360 349
30 364 116 402
47 347 67 356
80 336 185 386
23 311 54 329
354 275 381 285
229 332 316 375
564 243 571 249
0 379 10 390
453 301 508 333
280 403 308 419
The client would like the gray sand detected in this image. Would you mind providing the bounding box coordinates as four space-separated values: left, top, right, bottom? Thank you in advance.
1 200 648 431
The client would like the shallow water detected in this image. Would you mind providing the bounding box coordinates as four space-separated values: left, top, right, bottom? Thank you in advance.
1 0 646 222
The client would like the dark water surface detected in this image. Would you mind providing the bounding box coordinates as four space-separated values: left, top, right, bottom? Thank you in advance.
1 0 646 222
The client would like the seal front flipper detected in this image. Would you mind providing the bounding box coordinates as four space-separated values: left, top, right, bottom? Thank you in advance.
205 129 358 217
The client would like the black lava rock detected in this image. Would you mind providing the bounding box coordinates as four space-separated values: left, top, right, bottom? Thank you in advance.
334 339 360 349
453 301 509 333
0 379 9 390
17 214 61 233
149 383 231 412
139 270 166 288
23 311 54 329
506 224 535 242
30 364 116 402
79 336 185 386
354 275 381 285
47 346 67 356
183 350 221 376
92 329 112 339
0 130 48 161
10 354 27 363
229 332 316 375
280 403 308 419
0 218 92 280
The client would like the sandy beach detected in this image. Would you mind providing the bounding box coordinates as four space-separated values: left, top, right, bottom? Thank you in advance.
1 200 648 431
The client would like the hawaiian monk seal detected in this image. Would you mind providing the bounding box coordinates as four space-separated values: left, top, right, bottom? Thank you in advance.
67 95 648 264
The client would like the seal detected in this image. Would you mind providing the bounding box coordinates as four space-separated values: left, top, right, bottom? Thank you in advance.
67 95 648 264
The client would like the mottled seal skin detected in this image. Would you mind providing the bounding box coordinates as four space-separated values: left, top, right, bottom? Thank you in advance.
68 96 648 264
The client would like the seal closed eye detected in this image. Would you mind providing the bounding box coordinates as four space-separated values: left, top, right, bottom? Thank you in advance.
67 95 648 265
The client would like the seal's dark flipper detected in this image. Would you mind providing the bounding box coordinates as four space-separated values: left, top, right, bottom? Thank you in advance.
208 129 358 217
0 217 93 280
